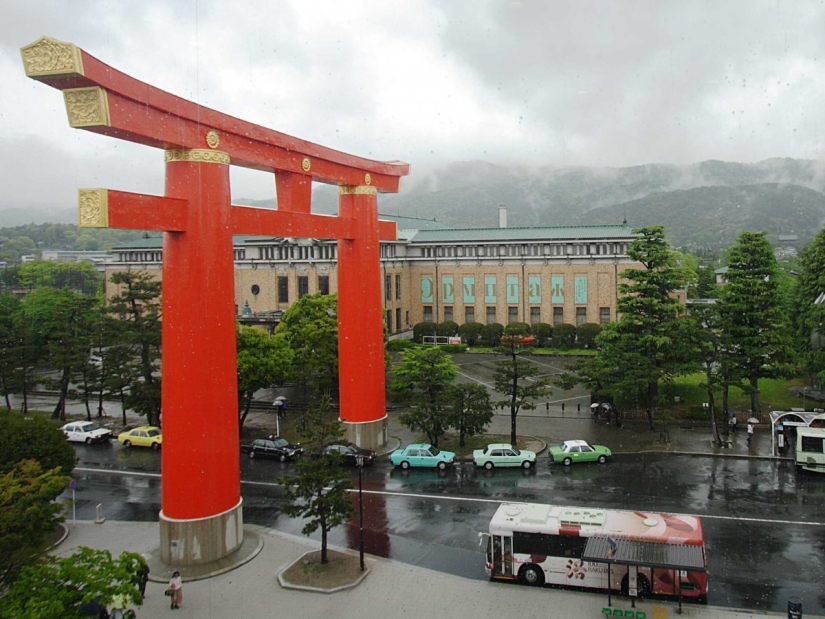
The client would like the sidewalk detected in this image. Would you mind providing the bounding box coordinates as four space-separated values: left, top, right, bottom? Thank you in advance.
57 520 811 619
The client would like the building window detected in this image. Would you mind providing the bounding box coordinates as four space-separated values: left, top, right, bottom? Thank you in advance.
423 306 433 322
600 307 610 324
553 307 564 325
576 307 587 326
508 307 518 324
385 275 392 301
298 276 309 298
318 276 329 295
530 307 541 325
444 306 453 322
395 274 401 300
486 306 497 324
465 306 475 323
396 308 401 332
278 277 288 303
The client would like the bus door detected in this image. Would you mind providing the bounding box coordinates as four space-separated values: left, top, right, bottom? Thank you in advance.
491 534 514 578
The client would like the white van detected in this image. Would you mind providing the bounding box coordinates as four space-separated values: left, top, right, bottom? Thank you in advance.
795 427 825 473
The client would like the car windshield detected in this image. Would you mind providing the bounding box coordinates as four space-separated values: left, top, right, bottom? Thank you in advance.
146 429 160 437
428 446 441 456
79 423 95 432
511 449 521 455
273 438 289 448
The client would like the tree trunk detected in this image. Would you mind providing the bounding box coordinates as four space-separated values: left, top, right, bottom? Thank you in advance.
320 517 328 564
750 374 760 418
646 381 657 431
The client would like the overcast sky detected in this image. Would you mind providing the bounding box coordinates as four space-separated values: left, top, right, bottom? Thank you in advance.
1 0 824 211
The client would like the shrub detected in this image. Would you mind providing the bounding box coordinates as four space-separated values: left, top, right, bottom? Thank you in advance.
412 322 437 343
531 322 553 347
458 322 484 346
387 339 416 352
576 323 602 348
552 323 577 348
480 323 504 347
436 321 460 337
440 344 468 353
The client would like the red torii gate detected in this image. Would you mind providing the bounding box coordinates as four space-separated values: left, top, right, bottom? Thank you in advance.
21 36 409 566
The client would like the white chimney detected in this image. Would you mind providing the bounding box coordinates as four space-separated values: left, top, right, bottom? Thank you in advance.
498 203 507 228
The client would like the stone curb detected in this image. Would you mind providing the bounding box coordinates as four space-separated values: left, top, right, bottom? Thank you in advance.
277 550 371 593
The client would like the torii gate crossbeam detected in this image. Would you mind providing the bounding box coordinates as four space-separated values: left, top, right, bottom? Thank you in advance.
21 36 408 567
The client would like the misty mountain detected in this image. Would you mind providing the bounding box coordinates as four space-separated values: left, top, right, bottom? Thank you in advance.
5 157 825 252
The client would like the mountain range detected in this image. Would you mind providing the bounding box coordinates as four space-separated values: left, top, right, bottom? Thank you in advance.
6 158 825 252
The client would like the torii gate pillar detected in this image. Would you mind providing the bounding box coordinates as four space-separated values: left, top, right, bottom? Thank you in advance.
21 36 408 567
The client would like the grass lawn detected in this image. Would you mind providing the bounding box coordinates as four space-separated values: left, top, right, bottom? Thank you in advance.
662 374 810 414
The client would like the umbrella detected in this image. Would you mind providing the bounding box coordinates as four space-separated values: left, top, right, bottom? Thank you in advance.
590 403 599 409
747 417 759 424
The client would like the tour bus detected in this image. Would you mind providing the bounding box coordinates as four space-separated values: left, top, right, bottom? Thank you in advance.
796 427 825 472
481 502 708 601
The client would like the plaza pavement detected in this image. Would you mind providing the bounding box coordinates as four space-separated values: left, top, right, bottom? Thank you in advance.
47 397 816 619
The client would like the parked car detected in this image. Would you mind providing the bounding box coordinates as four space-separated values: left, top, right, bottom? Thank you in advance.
549 439 611 466
117 426 162 450
472 443 536 469
241 436 303 462
390 443 456 470
61 421 113 444
321 443 376 466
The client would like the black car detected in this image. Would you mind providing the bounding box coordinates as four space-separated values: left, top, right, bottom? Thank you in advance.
241 437 303 462
321 443 376 466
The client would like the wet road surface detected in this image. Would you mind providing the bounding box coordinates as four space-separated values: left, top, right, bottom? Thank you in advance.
67 443 825 614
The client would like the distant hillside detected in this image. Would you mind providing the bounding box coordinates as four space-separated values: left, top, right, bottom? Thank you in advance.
578 183 825 250
6 157 825 253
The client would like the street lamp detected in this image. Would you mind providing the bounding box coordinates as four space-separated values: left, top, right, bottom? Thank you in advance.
355 454 365 571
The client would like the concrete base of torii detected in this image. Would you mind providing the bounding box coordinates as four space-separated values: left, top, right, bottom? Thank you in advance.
345 415 389 452
159 499 244 566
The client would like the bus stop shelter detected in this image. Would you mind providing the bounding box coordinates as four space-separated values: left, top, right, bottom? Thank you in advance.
582 536 707 608
769 411 825 456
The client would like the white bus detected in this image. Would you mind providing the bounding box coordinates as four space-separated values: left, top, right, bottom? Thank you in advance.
796 427 825 472
482 502 708 601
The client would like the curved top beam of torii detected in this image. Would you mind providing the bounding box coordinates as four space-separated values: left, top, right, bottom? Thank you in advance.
20 36 409 194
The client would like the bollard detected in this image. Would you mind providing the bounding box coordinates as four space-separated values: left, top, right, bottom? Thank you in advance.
546 402 549 411
562 402 565 412
788 596 802 619
577 403 580 412
94 503 106 524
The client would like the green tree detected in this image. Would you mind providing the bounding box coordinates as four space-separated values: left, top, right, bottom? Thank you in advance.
531 322 553 347
0 546 144 618
412 321 437 343
0 294 24 410
457 321 484 346
236 324 293 429
107 271 162 426
23 288 99 421
791 226 825 385
275 293 339 400
445 383 494 447
0 460 70 590
719 231 795 415
0 412 76 475
595 226 688 430
277 397 353 564
492 325 552 445
389 347 459 447
436 321 460 337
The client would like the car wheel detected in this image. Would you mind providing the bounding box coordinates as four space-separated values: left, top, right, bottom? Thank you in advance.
437 461 447 471
563 457 572 466
249 451 256 459
123 440 132 448
85 437 92 445
598 455 607 464
400 460 410 470
279 454 287 463
519 564 545 586
484 461 494 470
522 460 532 469
152 442 160 451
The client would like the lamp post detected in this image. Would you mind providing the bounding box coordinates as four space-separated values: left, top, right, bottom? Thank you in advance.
355 454 365 571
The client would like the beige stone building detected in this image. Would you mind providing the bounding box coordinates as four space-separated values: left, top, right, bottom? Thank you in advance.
106 213 641 333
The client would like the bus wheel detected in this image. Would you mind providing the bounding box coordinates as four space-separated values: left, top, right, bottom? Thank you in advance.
519 564 544 586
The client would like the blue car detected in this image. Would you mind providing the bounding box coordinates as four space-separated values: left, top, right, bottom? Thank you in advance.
390 443 456 470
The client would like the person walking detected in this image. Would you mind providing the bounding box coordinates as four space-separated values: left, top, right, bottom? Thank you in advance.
135 560 149 598
747 422 754 445
730 413 738 433
168 570 182 610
